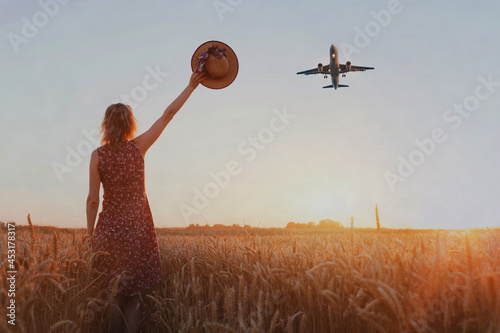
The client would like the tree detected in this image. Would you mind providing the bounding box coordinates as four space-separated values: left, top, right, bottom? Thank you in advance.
318 219 343 229
307 221 316 228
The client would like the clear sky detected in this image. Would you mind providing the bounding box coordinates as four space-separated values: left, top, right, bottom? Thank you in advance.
1 0 499 229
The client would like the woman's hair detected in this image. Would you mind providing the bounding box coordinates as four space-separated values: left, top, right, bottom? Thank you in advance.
100 103 137 149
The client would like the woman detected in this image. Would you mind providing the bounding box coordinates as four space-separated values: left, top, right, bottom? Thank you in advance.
86 71 205 332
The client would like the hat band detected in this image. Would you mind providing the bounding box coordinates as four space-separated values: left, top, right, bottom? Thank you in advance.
196 44 226 73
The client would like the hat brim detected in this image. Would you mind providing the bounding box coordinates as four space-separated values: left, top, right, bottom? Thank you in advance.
191 40 239 89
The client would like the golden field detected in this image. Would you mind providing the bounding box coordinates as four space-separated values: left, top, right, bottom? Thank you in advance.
1 220 499 333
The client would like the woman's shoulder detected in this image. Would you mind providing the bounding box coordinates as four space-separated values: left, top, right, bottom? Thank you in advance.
96 144 108 154
95 144 115 158
90 149 99 166
129 139 145 159
93 146 105 160
128 139 141 152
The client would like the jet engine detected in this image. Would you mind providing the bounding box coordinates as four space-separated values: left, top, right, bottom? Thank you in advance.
346 61 351 71
317 63 323 72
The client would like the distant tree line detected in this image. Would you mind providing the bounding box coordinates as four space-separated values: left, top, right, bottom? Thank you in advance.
286 219 343 230
187 224 253 229
185 219 344 230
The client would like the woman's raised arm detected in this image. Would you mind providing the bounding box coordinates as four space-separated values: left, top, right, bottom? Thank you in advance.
134 71 206 157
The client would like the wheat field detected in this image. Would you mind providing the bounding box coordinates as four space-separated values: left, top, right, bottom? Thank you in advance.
1 218 499 333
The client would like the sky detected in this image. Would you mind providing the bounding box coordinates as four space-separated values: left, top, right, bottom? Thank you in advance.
1 0 500 229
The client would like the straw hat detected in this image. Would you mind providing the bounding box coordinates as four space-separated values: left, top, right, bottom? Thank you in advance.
191 41 239 89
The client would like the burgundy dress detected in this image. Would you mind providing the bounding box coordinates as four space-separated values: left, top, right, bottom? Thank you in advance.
92 140 162 296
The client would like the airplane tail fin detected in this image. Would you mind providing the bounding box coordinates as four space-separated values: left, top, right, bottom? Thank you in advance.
322 85 334 89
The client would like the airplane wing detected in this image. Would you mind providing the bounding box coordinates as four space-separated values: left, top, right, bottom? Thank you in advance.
297 64 330 75
339 64 374 73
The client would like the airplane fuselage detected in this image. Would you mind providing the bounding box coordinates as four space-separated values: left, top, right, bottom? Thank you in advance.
296 43 373 89
330 44 340 89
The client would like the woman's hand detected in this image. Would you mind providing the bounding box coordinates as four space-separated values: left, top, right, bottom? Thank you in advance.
188 71 207 90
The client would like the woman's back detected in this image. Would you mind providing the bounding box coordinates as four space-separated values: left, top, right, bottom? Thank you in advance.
98 140 146 215
92 139 161 296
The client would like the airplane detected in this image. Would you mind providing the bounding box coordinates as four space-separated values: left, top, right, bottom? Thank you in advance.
296 44 374 89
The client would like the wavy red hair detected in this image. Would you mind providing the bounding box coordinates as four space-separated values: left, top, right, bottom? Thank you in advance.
100 103 137 149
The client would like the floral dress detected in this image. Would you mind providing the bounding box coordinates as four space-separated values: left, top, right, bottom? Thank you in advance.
92 140 162 296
